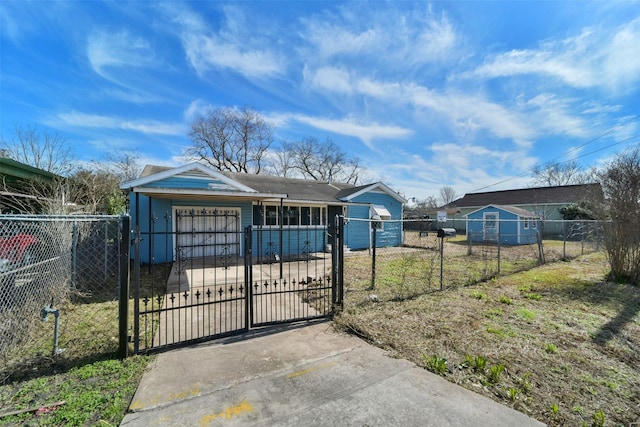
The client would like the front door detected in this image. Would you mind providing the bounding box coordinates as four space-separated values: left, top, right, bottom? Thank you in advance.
483 212 499 241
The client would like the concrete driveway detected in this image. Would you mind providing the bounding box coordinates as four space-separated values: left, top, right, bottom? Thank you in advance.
120 321 544 427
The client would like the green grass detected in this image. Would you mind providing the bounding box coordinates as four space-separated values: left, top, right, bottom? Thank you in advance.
1 264 170 426
0 356 149 426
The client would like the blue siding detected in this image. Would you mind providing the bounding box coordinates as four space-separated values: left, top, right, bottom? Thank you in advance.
252 227 327 259
146 176 233 190
128 178 405 261
466 206 538 245
129 192 253 263
345 191 403 250
345 205 371 250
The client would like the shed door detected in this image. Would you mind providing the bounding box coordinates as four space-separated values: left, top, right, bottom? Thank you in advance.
174 207 241 260
483 212 499 241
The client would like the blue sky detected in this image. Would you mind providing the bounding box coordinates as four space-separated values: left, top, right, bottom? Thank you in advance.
1 1 640 201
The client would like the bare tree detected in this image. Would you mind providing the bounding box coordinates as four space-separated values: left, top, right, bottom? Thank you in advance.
0 124 75 176
272 137 366 184
531 160 588 187
68 169 123 214
98 151 142 181
438 186 458 205
597 147 640 284
0 125 77 213
186 106 273 174
268 146 297 178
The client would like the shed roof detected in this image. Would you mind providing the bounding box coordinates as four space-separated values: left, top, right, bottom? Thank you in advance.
0 158 57 183
464 204 541 218
447 183 602 208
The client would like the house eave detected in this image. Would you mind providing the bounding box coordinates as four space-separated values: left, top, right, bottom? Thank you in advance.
128 187 287 201
338 182 407 204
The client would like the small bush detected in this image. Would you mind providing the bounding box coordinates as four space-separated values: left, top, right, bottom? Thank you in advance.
422 354 448 374
471 290 487 300
488 363 505 384
545 343 558 354
499 295 513 305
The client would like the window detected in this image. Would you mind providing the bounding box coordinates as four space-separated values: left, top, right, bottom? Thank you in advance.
301 207 310 225
265 205 278 226
283 206 299 226
253 204 326 226
524 218 529 229
311 207 324 225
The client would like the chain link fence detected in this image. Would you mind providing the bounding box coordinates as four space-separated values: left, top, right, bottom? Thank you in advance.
0 215 122 378
343 218 604 302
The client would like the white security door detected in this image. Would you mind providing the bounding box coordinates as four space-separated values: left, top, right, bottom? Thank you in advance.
483 212 499 241
174 207 241 260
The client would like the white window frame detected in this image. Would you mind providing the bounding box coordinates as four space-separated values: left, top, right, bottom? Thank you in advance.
254 203 327 227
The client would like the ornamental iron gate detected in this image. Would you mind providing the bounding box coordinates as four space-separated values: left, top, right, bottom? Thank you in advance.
128 211 344 354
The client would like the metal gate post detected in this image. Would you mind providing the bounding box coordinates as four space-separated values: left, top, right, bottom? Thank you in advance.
338 215 344 308
244 225 252 328
133 225 141 354
118 215 131 359
331 215 344 310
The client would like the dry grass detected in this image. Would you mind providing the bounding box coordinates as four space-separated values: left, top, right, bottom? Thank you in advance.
336 251 639 426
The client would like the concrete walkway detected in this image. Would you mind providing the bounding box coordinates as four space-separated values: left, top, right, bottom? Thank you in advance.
121 321 544 427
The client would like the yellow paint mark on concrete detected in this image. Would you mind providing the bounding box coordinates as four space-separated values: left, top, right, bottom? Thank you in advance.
198 400 253 426
167 385 201 401
286 362 335 379
128 385 200 411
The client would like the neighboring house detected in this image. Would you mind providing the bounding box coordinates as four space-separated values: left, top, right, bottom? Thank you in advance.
439 183 603 237
0 158 57 214
120 163 406 263
465 205 541 245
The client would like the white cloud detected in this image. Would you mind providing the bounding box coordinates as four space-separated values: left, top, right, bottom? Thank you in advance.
307 66 354 94
522 94 589 138
57 112 184 135
182 33 283 78
292 114 413 149
166 4 284 78
469 18 640 93
299 5 459 67
87 30 155 78
183 99 208 122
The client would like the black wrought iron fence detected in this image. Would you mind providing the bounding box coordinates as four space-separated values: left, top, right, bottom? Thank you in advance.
343 218 603 302
0 215 121 377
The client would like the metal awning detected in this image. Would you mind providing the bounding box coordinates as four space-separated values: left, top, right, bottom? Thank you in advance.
371 205 392 220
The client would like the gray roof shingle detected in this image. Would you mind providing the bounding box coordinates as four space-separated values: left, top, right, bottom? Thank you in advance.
139 164 358 203
447 183 603 208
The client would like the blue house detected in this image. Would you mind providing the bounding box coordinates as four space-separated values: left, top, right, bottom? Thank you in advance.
465 205 541 245
120 163 406 263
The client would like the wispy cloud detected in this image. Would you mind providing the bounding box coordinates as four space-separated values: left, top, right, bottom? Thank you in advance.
87 30 155 78
165 3 284 78
306 68 536 147
57 112 184 136
469 18 640 93
299 4 459 68
292 114 413 149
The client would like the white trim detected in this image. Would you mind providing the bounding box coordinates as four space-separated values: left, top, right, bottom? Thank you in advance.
339 182 407 203
129 187 287 199
120 162 257 193
371 205 392 220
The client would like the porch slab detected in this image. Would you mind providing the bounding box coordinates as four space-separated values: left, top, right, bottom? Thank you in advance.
166 254 332 294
